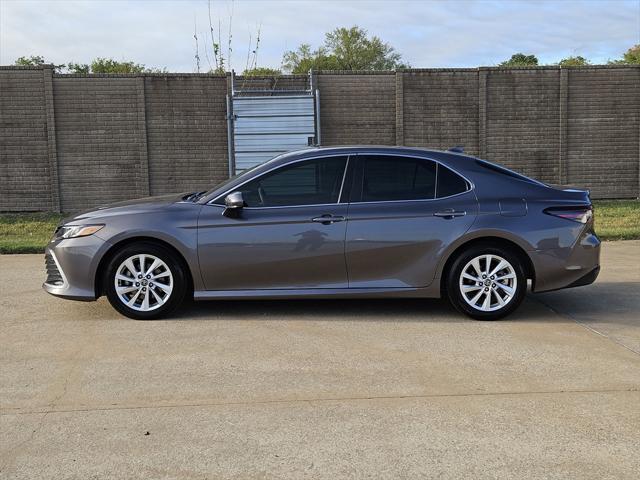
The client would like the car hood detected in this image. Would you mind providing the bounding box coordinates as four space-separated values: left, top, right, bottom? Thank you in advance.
63 193 189 223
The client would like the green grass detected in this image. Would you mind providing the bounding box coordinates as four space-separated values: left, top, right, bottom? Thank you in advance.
0 213 64 254
593 200 640 241
0 200 638 254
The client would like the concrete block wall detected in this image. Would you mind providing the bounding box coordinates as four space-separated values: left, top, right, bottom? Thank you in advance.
53 76 147 211
401 69 480 156
485 68 560 184
144 75 228 195
0 65 638 212
317 72 396 146
0 67 53 211
566 68 640 198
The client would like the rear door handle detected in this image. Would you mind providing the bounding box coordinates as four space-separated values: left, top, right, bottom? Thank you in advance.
434 209 466 218
312 214 345 225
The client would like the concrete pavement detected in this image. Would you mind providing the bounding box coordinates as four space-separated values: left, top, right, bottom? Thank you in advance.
1 241 639 479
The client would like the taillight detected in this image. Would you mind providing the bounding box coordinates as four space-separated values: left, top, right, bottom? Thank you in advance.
544 206 593 224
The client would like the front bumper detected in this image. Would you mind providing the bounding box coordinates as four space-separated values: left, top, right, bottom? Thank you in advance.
43 234 110 301
530 229 601 293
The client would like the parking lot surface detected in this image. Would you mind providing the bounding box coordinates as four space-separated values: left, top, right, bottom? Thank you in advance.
1 241 639 479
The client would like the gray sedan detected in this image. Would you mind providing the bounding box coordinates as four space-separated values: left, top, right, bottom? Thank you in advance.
44 146 600 320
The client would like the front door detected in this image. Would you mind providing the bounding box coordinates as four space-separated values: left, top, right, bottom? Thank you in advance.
198 156 350 290
345 154 478 288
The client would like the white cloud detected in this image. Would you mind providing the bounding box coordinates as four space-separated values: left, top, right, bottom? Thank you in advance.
1 0 638 70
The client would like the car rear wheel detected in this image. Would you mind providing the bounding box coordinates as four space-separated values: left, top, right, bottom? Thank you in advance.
446 245 526 320
105 242 187 320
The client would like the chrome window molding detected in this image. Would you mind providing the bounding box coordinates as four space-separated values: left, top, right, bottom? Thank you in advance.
209 154 351 207
351 152 475 202
207 151 475 209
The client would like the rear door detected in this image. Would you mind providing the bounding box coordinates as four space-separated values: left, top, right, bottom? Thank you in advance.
345 154 477 288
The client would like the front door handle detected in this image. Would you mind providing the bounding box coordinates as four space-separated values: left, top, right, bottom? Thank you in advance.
311 214 345 225
434 209 466 219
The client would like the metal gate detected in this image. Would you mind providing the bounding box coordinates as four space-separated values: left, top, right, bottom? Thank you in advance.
227 72 320 175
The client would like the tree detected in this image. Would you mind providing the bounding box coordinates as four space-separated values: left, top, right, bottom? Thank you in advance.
558 55 590 66
608 44 640 65
90 58 147 74
283 26 406 73
242 67 282 76
14 55 65 71
282 44 340 73
499 53 539 67
67 62 90 74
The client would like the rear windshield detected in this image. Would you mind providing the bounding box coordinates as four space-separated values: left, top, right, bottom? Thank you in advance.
474 159 547 187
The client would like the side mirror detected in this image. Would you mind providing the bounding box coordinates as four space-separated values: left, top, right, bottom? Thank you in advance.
223 191 244 217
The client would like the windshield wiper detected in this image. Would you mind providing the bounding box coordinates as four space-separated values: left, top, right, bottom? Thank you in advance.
183 191 206 202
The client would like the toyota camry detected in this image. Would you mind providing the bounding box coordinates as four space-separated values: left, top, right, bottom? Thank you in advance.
44 146 600 320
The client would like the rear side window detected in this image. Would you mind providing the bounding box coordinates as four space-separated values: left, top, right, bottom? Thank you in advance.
360 156 437 202
474 159 546 186
437 165 469 198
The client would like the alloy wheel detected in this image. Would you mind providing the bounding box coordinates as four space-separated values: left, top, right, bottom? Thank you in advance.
458 254 517 312
114 254 173 312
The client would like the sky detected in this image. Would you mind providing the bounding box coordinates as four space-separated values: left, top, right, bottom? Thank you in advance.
0 0 639 72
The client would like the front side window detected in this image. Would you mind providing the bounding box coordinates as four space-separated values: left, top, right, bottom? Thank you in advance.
359 155 437 202
233 156 348 207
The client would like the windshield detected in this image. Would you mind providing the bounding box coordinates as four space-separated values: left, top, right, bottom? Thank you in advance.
201 161 269 199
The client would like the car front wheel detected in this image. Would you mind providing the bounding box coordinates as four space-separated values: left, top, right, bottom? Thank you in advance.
105 242 187 320
446 245 526 320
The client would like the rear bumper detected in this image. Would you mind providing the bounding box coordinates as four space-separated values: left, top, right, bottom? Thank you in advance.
530 230 601 293
565 265 600 289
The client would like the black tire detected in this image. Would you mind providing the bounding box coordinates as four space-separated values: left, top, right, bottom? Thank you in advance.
105 242 188 320
445 244 527 320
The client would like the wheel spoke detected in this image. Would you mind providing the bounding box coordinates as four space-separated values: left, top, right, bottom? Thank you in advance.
153 282 171 293
124 259 138 276
152 271 171 280
482 291 492 310
489 260 508 277
470 258 483 277
141 290 149 310
493 289 505 307
495 272 515 281
138 255 146 275
461 284 482 293
117 285 138 295
150 288 163 305
470 289 484 306
462 272 479 282
116 273 134 282
145 258 161 277
484 255 492 275
496 283 515 296
127 289 142 306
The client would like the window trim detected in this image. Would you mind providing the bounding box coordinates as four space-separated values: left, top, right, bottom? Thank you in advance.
350 153 474 205
209 154 352 209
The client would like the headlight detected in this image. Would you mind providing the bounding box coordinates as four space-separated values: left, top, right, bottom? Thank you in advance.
52 224 104 240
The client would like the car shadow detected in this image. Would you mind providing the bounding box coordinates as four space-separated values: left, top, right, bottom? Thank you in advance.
167 295 555 324
532 281 640 327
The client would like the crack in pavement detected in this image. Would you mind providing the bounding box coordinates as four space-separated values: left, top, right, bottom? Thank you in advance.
0 328 90 474
530 295 640 357
2 387 638 417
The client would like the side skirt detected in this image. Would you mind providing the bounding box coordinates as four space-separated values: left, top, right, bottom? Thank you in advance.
193 285 440 301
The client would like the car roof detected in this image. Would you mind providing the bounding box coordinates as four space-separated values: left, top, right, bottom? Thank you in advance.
270 145 474 167
200 146 480 204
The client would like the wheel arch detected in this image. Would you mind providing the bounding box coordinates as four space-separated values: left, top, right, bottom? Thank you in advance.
438 235 536 295
95 236 195 298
